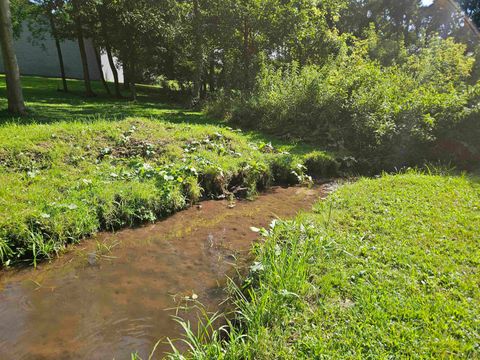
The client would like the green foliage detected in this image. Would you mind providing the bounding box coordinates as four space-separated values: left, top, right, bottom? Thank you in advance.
459 0 480 29
10 0 32 37
171 172 480 358
303 151 339 178
211 35 480 170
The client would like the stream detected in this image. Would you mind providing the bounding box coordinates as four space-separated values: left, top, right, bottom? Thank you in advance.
0 185 331 360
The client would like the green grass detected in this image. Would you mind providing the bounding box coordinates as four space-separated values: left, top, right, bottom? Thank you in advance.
0 74 188 124
0 75 337 266
169 172 480 359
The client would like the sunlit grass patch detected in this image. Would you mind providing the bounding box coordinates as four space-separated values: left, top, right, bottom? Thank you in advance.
170 172 480 359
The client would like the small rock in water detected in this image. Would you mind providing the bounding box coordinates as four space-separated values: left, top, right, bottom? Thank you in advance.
87 252 97 266
226 253 237 261
207 234 214 247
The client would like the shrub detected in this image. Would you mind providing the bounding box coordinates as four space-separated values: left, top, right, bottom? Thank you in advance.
303 151 340 178
207 35 480 171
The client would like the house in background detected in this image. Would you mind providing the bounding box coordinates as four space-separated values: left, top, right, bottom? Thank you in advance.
0 21 123 83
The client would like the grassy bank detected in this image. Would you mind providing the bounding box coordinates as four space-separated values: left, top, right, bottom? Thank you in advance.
170 172 480 359
0 76 338 266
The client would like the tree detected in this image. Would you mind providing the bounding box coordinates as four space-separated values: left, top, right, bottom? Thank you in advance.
48 4 68 92
93 44 110 95
96 0 122 98
460 0 480 28
29 0 69 92
103 0 180 100
10 0 30 36
192 0 202 101
0 0 26 115
74 0 123 97
71 0 95 97
193 0 347 93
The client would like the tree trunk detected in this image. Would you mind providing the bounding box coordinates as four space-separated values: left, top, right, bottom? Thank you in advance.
192 0 202 102
130 81 136 101
123 61 130 91
220 54 231 96
201 80 207 99
208 51 215 93
0 0 26 115
49 13 67 92
94 45 110 95
99 10 121 98
242 17 251 91
72 0 95 97
218 53 225 90
129 60 136 101
104 46 121 97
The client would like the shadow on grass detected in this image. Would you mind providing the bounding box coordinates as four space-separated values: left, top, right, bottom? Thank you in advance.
0 75 208 125
160 112 316 155
467 173 480 186
0 75 316 155
161 111 226 126
0 75 236 130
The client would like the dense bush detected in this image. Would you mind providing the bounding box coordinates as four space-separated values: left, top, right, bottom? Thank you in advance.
207 36 480 171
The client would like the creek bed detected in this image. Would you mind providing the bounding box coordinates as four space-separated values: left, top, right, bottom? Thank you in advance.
0 185 331 359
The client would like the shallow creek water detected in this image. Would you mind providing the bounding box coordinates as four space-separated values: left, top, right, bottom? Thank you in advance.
0 185 331 359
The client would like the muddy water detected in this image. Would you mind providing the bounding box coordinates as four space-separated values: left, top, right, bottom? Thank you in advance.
0 185 330 360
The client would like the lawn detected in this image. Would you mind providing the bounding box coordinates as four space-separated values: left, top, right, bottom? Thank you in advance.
0 75 187 124
169 172 480 359
0 75 337 266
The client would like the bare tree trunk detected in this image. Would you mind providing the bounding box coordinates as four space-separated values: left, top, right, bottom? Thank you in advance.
123 61 130 91
94 45 110 95
99 9 121 98
129 60 136 101
105 46 121 97
0 0 26 115
72 0 95 97
242 17 251 91
219 53 231 95
208 51 215 93
201 80 207 98
130 81 136 101
192 0 202 102
49 13 67 92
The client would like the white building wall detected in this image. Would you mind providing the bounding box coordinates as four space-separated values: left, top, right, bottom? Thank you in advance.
1 22 123 83
100 52 124 83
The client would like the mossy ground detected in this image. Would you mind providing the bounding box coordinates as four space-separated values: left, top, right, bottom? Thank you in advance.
0 76 336 266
